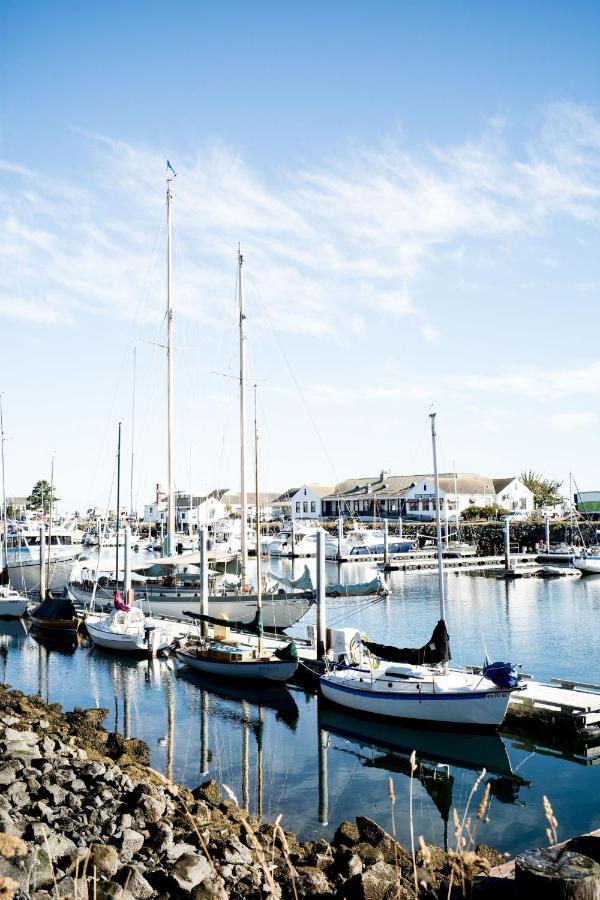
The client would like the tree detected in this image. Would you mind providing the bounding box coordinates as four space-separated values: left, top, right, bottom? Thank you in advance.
520 470 563 509
28 480 60 514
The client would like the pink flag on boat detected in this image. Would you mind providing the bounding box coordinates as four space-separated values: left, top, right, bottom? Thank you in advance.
113 590 130 611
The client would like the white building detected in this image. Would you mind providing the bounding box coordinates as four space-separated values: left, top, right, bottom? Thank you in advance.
320 472 535 521
144 486 226 533
290 485 335 519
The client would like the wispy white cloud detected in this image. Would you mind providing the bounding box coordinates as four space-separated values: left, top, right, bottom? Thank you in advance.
544 411 598 429
1 101 600 338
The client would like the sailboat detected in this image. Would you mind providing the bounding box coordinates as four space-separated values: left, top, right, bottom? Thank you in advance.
67 175 312 631
320 413 520 729
0 396 28 618
175 377 299 682
85 422 186 655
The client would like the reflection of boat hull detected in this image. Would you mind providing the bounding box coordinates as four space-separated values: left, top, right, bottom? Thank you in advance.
177 666 299 721
69 582 313 630
319 704 519 779
176 647 297 682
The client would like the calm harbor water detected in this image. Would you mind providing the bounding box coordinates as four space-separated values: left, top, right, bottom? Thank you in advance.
3 562 600 857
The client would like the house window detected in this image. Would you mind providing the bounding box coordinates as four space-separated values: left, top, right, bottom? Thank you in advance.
354 501 359 511
303 502 308 513
422 500 430 511
447 500 457 511
423 483 427 491
295 502 300 513
311 501 316 513
519 498 526 509
408 500 419 512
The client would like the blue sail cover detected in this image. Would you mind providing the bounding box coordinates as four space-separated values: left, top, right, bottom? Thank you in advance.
483 660 519 689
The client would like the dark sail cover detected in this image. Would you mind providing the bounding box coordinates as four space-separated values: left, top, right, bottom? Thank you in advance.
183 608 263 637
363 619 451 665
0 567 9 586
30 594 78 622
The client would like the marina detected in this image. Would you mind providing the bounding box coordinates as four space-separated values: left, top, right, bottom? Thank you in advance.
0 565 599 857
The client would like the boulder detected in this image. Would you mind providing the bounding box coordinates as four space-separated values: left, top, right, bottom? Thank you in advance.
170 852 212 892
90 843 120 878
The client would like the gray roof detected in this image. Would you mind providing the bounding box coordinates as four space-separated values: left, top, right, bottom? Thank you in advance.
271 488 301 504
493 477 522 493
323 473 505 501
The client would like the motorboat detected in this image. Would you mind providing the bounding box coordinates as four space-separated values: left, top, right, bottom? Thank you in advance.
268 524 322 557
573 555 600 575
0 582 28 618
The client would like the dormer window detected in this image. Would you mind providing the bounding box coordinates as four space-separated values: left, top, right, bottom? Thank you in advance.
423 483 427 491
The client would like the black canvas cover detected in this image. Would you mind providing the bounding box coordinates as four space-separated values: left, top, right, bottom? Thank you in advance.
183 608 263 636
363 619 451 665
30 594 77 622
0 566 9 586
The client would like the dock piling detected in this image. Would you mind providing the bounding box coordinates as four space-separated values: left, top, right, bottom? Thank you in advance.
39 523 46 599
383 518 389 566
199 526 208 636
316 530 326 658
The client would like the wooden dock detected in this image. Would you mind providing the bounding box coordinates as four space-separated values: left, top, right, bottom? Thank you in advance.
380 552 537 574
506 678 600 742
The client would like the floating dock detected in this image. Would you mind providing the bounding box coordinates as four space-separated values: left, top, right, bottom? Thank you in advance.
380 552 536 574
506 678 600 742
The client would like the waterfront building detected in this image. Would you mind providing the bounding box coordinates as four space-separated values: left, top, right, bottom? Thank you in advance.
144 484 226 533
279 484 335 519
320 472 534 521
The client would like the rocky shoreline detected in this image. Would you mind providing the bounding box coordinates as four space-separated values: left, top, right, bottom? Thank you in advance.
0 684 510 899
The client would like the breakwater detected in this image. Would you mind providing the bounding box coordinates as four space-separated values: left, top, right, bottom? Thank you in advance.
0 684 507 899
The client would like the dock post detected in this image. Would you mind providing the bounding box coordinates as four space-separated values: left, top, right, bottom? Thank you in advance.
316 529 326 659
199 527 208 636
383 518 389 566
444 508 449 546
124 524 132 604
317 726 328 826
39 524 47 599
337 515 343 560
399 516 403 540
504 517 511 572
291 516 296 558
199 690 209 776
545 515 550 553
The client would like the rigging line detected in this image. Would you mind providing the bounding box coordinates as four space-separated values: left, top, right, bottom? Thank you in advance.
244 267 345 489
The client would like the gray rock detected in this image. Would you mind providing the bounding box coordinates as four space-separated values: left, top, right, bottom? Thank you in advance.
171 852 212 892
0 762 17 785
119 828 144 861
71 778 86 792
42 783 68 805
117 865 154 899
95 880 124 899
356 816 388 847
4 727 40 745
166 841 198 863
223 835 253 866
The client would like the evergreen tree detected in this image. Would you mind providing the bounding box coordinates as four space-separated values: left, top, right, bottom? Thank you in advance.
28 480 60 514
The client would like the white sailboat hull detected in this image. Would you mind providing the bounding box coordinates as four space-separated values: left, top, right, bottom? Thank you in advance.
176 648 297 682
573 557 600 574
0 597 28 618
69 582 312 630
320 670 512 728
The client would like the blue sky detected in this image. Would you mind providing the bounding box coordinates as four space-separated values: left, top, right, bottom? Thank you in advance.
1 1 600 512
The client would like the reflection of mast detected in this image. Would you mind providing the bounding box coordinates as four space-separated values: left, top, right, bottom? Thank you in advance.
199 690 209 777
318 726 329 826
241 699 250 811
123 668 131 740
38 641 47 700
165 666 175 782
256 706 264 822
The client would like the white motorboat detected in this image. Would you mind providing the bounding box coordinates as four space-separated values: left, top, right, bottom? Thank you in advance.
5 524 81 591
269 524 322 557
320 413 519 729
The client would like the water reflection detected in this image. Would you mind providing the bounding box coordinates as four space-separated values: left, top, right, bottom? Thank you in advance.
0 571 599 854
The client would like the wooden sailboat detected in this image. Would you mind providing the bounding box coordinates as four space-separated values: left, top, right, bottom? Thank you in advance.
176 374 299 682
320 413 520 729
0 396 28 618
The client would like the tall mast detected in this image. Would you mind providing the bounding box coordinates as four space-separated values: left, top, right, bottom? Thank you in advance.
430 412 446 623
254 385 262 650
0 395 7 573
47 453 55 590
130 345 136 521
166 163 176 555
238 246 248 587
115 421 122 594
